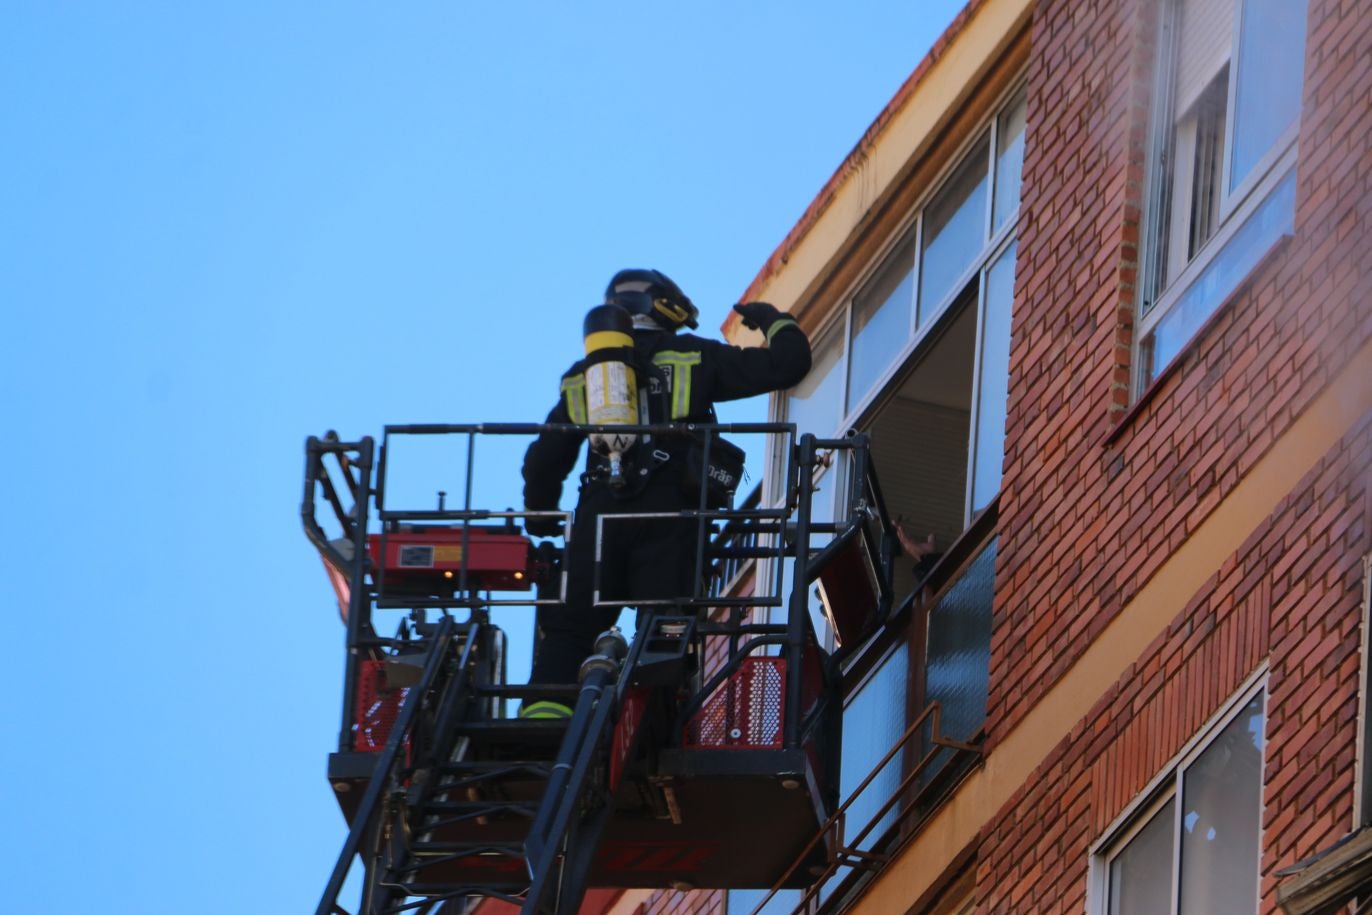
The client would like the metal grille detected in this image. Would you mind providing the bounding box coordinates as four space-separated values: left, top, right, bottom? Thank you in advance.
353 660 409 752
685 658 785 749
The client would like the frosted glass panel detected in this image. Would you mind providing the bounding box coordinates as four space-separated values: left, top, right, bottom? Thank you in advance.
840 644 910 849
1178 692 1263 915
923 539 995 781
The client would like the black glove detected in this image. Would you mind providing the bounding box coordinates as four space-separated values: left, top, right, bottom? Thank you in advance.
524 512 564 538
733 301 784 333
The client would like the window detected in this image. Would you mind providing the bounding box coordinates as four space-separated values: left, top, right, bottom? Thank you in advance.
753 89 1024 895
1093 682 1266 915
1137 0 1308 384
771 86 1026 584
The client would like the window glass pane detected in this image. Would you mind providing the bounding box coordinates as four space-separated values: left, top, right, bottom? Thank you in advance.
728 888 800 915
1229 0 1307 192
993 93 1026 231
778 461 841 642
1146 168 1295 378
919 137 990 325
1174 0 1233 114
1108 798 1176 915
848 232 916 412
971 242 1016 514
1185 75 1228 261
787 321 844 439
1178 691 1264 915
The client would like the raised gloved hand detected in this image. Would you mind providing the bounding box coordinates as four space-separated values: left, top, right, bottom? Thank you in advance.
733 301 784 332
524 512 564 539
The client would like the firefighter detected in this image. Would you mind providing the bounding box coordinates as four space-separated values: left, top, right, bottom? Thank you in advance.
519 269 810 716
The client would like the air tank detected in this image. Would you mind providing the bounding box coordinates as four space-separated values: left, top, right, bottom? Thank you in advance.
582 304 639 488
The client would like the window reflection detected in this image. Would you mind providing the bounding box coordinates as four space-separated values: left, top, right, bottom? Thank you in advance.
1229 0 1308 192
841 644 910 845
971 242 1016 513
920 136 990 325
848 232 917 412
727 887 801 915
1101 686 1265 915
1108 799 1175 915
1177 692 1263 915
1146 169 1295 376
786 322 844 440
993 93 1026 231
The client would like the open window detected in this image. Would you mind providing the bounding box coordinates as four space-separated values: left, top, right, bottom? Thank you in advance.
768 86 1025 628
1137 0 1308 384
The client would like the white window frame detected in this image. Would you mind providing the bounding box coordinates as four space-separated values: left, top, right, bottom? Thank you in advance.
767 79 1027 513
1086 667 1268 915
1135 0 1306 390
758 81 1026 642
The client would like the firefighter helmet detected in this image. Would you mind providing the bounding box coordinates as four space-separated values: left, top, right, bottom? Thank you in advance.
604 269 699 330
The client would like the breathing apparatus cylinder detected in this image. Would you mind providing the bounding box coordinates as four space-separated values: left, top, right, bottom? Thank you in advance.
582 305 639 489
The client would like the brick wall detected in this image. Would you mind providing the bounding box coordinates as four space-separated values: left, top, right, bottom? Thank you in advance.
975 415 1369 912
989 0 1372 745
592 0 1372 910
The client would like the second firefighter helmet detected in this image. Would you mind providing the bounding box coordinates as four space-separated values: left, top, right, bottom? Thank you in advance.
604 268 699 330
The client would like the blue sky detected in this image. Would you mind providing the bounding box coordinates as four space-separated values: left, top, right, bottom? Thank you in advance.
0 3 963 911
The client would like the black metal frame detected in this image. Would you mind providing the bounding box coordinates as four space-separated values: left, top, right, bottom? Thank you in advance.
302 421 904 915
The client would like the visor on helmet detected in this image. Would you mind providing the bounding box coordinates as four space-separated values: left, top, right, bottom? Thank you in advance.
605 269 699 329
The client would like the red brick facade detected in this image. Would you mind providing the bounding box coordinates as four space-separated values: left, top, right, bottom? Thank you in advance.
979 0 1372 909
978 416 1368 911
604 0 1371 911
992 0 1371 743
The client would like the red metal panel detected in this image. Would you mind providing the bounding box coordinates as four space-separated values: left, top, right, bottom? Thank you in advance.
366 527 534 591
353 660 408 752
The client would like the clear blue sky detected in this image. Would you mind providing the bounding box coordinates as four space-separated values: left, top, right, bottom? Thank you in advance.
0 3 963 912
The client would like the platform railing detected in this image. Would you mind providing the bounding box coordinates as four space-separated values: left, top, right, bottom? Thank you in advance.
746 701 981 915
303 421 907 914
315 614 463 915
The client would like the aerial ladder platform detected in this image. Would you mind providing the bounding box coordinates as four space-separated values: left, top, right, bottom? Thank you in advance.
302 422 905 915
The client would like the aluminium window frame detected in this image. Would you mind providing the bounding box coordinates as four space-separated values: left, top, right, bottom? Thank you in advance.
757 79 1025 625
768 78 1027 522
1086 665 1268 915
1134 0 1304 392
842 87 1025 434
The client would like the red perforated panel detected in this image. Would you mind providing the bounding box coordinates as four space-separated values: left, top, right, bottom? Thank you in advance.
685 657 785 749
354 660 409 752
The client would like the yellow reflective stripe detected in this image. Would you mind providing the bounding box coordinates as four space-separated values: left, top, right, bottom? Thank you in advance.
560 376 588 424
583 330 633 354
652 351 702 419
766 317 797 343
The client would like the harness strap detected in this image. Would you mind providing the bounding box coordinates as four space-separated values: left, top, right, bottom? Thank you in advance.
651 350 702 419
